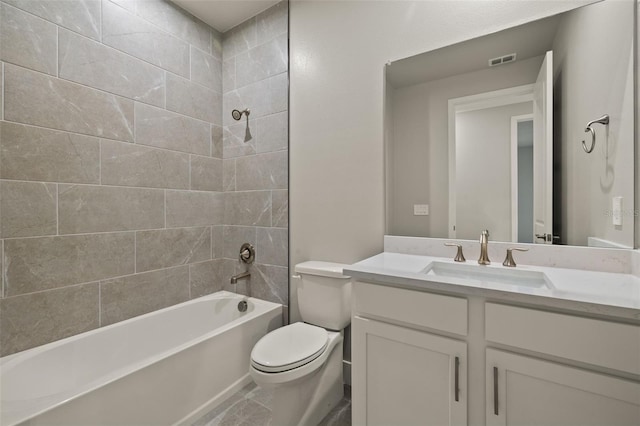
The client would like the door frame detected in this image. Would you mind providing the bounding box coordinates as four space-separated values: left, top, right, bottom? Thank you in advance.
447 84 534 238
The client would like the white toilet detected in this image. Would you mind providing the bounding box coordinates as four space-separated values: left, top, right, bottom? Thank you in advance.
249 261 351 426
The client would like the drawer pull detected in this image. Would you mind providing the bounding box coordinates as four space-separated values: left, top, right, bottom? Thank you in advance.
493 366 499 415
454 356 460 402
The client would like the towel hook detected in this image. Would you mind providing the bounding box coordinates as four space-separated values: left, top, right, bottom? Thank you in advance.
582 114 609 153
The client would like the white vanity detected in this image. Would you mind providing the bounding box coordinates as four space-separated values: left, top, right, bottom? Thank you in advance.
346 237 640 426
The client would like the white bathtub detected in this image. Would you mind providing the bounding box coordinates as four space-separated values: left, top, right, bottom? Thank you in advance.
0 291 282 426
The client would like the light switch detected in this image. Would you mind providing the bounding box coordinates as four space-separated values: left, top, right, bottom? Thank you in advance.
414 204 429 216
612 197 623 226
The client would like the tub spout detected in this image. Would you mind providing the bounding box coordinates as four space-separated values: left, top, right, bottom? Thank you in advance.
230 271 250 284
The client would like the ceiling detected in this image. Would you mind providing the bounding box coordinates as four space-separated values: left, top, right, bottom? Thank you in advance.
387 14 562 89
171 0 280 33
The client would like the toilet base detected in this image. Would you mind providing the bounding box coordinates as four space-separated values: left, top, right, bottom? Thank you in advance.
261 335 344 426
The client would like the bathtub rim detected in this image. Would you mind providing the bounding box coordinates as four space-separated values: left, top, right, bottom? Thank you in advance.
1 291 282 426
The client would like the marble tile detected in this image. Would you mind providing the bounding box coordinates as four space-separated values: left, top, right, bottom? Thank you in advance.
0 3 57 75
102 0 190 77
166 73 221 124
136 227 211 272
256 1 288 42
0 181 57 238
223 18 257 59
250 263 288 304
135 103 211 156
236 151 287 191
58 184 164 234
223 159 236 192
101 140 190 189
0 122 100 184
318 389 352 426
58 29 165 107
223 122 256 159
235 34 288 88
3 233 134 296
223 73 288 126
189 259 225 298
4 0 100 40
107 0 137 13
191 47 222 92
0 283 99 356
135 0 212 53
212 125 224 158
222 226 256 260
272 190 288 227
100 266 190 325
166 190 224 228
224 191 271 226
223 58 236 94
212 225 224 258
256 227 288 266
4 64 134 141
257 112 288 153
212 31 223 60
191 156 223 191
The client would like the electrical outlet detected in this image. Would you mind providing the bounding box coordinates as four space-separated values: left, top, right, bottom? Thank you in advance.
414 204 429 216
612 197 622 226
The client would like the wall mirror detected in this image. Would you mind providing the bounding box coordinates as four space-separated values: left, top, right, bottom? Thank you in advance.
384 0 635 248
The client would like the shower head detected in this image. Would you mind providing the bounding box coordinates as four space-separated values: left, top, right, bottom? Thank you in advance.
232 109 250 121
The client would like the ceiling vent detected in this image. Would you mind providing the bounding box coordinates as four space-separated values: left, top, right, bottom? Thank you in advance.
488 53 517 67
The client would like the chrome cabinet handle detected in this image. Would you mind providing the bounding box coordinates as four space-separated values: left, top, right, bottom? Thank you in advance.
454 356 460 402
444 243 466 262
493 366 499 415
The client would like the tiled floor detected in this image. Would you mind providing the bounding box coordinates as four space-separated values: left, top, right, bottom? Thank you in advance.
192 382 352 426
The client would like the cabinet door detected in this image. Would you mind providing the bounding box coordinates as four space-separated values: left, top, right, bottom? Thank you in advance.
486 349 640 426
352 316 467 426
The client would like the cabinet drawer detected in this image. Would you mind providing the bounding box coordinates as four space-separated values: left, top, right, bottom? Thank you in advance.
354 281 467 335
485 303 640 375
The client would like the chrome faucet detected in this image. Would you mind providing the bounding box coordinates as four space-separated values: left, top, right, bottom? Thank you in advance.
478 230 491 265
230 271 250 284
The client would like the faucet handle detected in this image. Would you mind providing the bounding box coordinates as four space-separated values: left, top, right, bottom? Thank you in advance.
503 248 529 268
444 243 466 262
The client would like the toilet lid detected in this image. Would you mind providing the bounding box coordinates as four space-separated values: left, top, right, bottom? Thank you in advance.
251 323 328 373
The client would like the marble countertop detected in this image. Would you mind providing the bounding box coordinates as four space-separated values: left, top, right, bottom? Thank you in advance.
344 252 640 321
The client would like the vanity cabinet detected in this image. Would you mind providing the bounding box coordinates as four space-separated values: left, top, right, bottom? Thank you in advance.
352 316 467 426
486 349 640 426
352 282 469 425
352 281 640 426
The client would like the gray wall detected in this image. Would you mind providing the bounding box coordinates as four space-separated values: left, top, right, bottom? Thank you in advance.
388 57 541 238
553 0 635 247
0 0 288 356
220 1 289 307
455 102 532 242
518 145 534 243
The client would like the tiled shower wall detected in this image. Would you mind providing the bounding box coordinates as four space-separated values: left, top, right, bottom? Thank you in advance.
219 2 288 307
0 0 288 357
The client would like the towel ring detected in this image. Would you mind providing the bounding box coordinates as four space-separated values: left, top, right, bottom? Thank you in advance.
582 127 596 153
582 114 609 154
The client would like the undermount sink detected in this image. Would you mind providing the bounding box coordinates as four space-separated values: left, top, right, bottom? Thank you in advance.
423 261 552 289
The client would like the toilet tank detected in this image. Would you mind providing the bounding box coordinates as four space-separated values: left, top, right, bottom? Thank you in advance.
294 261 352 331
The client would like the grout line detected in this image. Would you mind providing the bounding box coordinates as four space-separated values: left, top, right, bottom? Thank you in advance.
2 62 4 121
56 26 59 77
98 282 102 326
98 140 102 185
56 183 59 235
0 178 227 193
164 189 167 228
134 231 137 274
0 224 216 241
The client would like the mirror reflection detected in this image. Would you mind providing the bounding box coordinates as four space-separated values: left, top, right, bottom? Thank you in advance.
385 0 635 248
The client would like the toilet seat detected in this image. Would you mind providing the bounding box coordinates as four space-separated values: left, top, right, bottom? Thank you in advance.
251 323 328 373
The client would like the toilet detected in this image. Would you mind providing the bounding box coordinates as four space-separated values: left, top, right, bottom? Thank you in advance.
249 261 351 426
